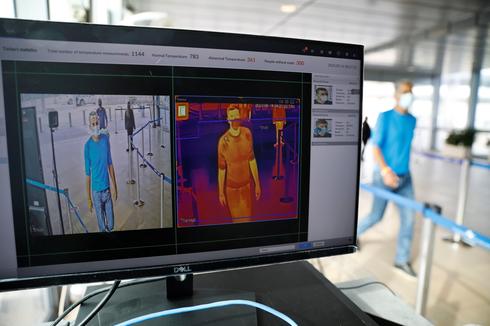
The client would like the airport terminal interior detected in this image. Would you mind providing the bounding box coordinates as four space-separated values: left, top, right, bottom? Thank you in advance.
0 0 489 325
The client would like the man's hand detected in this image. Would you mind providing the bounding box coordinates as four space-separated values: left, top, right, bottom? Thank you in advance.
112 187 118 201
255 184 261 200
88 197 93 212
381 167 399 188
219 191 227 207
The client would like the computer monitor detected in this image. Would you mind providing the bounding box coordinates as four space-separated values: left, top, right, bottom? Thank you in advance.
0 18 363 290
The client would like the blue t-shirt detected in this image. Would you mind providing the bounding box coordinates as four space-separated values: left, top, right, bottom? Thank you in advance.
84 134 112 192
372 109 416 175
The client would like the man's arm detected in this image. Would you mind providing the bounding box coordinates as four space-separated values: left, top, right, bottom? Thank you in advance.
218 168 226 206
86 175 92 211
249 158 261 200
373 145 398 188
109 164 118 201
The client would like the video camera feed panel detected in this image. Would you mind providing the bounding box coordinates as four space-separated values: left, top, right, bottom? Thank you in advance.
20 94 173 235
174 96 301 227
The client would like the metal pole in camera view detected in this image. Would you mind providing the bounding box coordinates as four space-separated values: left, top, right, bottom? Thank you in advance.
147 124 153 156
38 117 43 133
50 127 65 235
83 110 86 125
127 136 135 184
114 109 118 134
68 112 72 128
161 107 165 149
109 107 112 121
134 153 144 207
64 188 73 234
160 173 164 228
280 133 293 203
140 130 147 168
273 130 284 180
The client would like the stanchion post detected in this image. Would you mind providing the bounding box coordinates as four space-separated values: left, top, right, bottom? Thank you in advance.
109 107 112 121
164 110 165 148
140 129 147 168
83 110 86 125
64 188 73 234
160 173 164 228
147 124 153 156
134 153 144 207
115 110 118 134
68 112 72 128
454 157 470 242
415 204 440 316
127 136 135 184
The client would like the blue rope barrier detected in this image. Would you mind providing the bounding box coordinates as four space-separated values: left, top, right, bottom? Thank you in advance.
132 145 172 183
25 178 89 233
132 118 162 136
26 178 64 195
130 119 172 184
64 194 89 233
114 299 298 326
413 150 490 170
359 183 490 251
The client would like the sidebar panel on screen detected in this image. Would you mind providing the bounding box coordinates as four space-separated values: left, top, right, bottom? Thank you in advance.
308 68 361 242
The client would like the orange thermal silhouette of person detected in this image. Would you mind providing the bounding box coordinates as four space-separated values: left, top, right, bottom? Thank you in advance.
218 105 261 222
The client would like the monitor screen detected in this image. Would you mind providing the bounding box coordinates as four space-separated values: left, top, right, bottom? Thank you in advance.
0 19 363 289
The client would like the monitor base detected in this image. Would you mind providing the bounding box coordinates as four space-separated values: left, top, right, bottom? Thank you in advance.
166 274 193 299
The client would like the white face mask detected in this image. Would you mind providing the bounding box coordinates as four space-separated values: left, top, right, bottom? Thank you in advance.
399 93 414 109
318 95 328 103
89 125 100 137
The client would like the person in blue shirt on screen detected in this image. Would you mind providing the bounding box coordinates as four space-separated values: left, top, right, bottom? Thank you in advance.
357 80 417 277
85 111 118 232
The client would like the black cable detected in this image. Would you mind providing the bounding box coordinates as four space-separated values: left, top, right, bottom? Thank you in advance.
77 279 120 326
51 276 166 326
337 281 397 296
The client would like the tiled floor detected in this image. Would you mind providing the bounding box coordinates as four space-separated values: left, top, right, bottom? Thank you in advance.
309 153 490 326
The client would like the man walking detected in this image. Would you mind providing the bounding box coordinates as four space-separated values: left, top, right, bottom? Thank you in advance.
85 111 118 232
96 98 109 132
357 80 417 277
125 101 136 152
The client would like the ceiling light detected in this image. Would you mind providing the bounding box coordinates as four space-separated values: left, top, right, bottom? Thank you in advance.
280 4 297 13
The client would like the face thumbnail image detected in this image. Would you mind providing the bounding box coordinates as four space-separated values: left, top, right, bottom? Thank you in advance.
175 97 301 227
313 118 332 138
314 85 333 105
20 94 172 236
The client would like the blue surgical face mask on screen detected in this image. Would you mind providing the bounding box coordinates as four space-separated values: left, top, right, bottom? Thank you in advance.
89 125 100 136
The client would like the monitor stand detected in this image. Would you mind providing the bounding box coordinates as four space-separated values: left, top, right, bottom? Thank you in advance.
165 274 257 324
166 274 194 299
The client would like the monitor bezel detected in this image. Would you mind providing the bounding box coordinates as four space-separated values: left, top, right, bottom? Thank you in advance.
0 18 363 291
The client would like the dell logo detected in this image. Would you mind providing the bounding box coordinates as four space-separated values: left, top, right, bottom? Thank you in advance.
174 265 191 273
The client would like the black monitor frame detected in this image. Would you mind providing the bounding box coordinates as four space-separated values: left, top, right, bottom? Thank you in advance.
0 18 363 291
